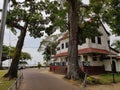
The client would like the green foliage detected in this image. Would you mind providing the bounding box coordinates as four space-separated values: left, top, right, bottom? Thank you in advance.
20 52 31 60
86 76 100 84
2 45 31 61
38 34 61 62
7 0 45 38
90 0 120 36
98 73 120 84
37 62 41 69
2 45 9 61
111 40 120 52
86 73 120 84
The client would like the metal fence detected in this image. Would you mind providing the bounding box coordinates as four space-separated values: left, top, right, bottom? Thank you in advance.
8 72 23 90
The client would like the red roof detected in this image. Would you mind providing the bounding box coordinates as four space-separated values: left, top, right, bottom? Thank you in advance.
53 48 115 58
58 32 69 41
78 48 113 54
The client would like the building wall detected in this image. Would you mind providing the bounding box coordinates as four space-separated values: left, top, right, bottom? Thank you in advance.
114 60 120 72
87 26 109 51
56 38 68 54
56 26 110 55
103 59 120 72
53 25 120 74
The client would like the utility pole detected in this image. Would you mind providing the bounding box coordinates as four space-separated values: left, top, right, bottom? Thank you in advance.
0 0 9 69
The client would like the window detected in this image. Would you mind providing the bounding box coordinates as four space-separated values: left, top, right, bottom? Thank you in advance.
65 42 69 48
108 40 110 45
57 47 60 51
91 37 95 43
83 55 88 61
97 37 101 44
61 43 64 49
93 57 97 61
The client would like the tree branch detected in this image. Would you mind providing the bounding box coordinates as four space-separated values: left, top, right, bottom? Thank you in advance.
8 22 25 30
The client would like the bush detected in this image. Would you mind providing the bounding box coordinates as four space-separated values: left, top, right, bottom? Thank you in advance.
86 76 100 84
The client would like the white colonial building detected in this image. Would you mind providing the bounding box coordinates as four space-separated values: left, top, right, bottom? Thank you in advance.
50 23 120 75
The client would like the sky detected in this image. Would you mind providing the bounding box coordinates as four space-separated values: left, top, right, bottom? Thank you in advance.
1 0 120 66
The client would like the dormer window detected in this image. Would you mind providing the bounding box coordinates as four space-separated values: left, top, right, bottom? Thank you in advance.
61 43 64 49
97 37 101 44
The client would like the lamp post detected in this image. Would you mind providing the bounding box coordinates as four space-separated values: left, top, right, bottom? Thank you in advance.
0 0 9 69
109 54 116 83
111 56 115 83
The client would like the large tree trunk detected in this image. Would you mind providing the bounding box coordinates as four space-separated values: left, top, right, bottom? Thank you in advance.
3 29 27 79
65 0 85 80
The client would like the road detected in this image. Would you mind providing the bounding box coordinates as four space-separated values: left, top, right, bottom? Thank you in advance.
19 68 80 90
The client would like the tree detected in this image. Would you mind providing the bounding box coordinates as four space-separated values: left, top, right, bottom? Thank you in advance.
20 52 31 60
101 0 120 35
5 0 102 79
2 45 9 61
37 62 41 69
4 0 46 79
89 0 120 35
111 40 120 52
37 0 101 80
38 34 61 62
2 45 31 61
1 45 31 69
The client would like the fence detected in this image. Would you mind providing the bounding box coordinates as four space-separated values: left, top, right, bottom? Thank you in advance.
8 72 23 90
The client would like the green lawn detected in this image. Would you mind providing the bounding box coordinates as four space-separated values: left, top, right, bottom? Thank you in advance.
98 73 120 84
0 70 15 90
86 73 120 84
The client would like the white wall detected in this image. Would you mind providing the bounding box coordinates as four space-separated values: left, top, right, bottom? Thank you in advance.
56 38 68 54
103 60 112 71
88 26 110 51
115 60 120 72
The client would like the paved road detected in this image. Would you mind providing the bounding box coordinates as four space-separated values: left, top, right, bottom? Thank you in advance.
19 68 80 90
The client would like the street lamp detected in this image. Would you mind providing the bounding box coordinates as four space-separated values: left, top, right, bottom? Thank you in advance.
108 54 116 83
0 0 9 69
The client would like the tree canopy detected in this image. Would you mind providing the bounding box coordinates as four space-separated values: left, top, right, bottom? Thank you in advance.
2 45 31 61
38 34 61 62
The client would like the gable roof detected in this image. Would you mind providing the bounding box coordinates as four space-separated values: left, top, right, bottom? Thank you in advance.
99 20 110 36
59 20 110 41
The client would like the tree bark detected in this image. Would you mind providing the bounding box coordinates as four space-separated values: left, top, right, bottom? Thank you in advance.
3 28 27 79
65 0 85 80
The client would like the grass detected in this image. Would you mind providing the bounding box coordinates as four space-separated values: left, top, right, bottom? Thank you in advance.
98 73 120 84
0 70 15 90
86 73 120 84
64 73 120 87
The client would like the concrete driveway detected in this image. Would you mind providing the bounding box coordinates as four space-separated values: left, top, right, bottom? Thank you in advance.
19 68 80 90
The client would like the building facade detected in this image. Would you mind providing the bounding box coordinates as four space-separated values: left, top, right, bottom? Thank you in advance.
50 24 120 75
